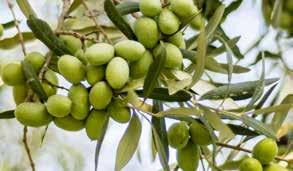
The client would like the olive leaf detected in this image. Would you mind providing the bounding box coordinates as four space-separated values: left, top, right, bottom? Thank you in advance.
16 0 37 18
223 0 243 20
0 32 35 49
136 88 192 102
22 60 48 102
250 51 280 66
207 36 241 58
253 103 293 116
143 42 166 97
227 124 258 136
104 0 137 40
271 0 283 28
156 107 200 117
0 110 15 119
116 1 140 15
27 15 72 56
68 0 82 14
205 4 225 40
255 83 278 109
2 20 17 29
115 113 142 171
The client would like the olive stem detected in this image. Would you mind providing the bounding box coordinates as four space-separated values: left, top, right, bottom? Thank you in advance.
56 30 100 43
23 126 36 171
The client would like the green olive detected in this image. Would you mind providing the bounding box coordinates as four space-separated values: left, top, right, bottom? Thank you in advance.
15 102 52 127
153 43 183 68
85 43 114 66
59 35 82 54
167 32 186 49
42 69 58 96
89 81 112 110
75 49 87 65
13 84 28 105
68 84 90 120
189 121 212 145
114 40 145 62
46 94 72 117
1 63 26 86
0 24 3 37
107 100 131 123
177 141 200 171
253 138 278 165
139 0 162 17
130 50 153 79
190 15 202 30
57 55 85 84
54 115 84 131
170 0 197 18
24 52 45 72
106 57 129 89
86 65 105 85
167 122 189 149
134 17 160 48
85 110 108 140
158 9 180 35
239 158 263 171
264 163 288 171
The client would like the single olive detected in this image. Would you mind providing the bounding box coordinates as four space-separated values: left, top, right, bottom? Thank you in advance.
177 141 200 171
170 0 198 18
24 52 45 72
114 40 145 62
15 102 52 127
106 57 129 89
68 84 90 120
13 84 28 105
86 65 105 85
253 138 278 165
59 35 82 54
107 100 131 123
167 32 186 49
54 115 84 131
89 81 112 110
264 163 288 171
130 50 153 79
42 69 58 97
153 43 183 68
158 9 180 35
57 55 85 84
239 157 263 171
1 63 26 86
190 15 203 30
85 43 114 66
167 122 190 149
134 17 160 48
85 110 108 140
139 0 162 17
189 121 212 145
46 94 72 117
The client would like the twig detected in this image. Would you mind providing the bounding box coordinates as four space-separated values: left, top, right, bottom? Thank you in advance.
81 0 112 44
56 0 71 32
56 30 99 43
23 126 36 171
42 78 69 91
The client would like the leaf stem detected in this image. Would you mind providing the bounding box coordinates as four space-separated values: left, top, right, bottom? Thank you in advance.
23 126 36 171
56 30 99 43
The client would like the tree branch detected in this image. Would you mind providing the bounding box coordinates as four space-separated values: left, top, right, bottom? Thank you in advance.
56 30 100 43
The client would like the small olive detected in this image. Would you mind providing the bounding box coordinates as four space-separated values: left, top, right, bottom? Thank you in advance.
167 122 190 149
54 115 84 131
107 100 131 123
46 94 72 117
1 63 26 86
86 65 105 85
106 57 129 89
158 9 180 35
189 121 212 145
85 110 108 140
139 0 162 17
264 163 288 171
89 81 112 110
13 84 28 105
170 0 197 18
85 43 114 66
59 35 82 54
177 141 200 171
239 157 263 171
42 69 58 97
130 50 153 79
167 32 186 49
114 40 145 62
24 52 45 72
153 43 183 68
253 138 278 165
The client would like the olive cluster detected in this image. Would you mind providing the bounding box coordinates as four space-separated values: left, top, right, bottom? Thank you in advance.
263 0 293 35
167 121 213 171
240 138 288 171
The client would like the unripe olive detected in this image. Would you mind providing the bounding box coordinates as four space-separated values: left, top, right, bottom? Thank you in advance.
139 0 162 17
130 50 153 79
177 141 200 171
15 102 52 127
189 121 212 145
239 158 263 171
59 35 82 54
85 110 108 140
167 122 189 149
264 163 288 171
0 24 3 37
24 52 45 72
1 63 26 86
170 0 197 18
13 84 28 105
114 40 145 62
134 17 160 48
86 65 105 85
167 32 186 49
68 84 90 120
107 100 131 123
46 94 72 117
153 43 183 68
75 49 87 64
54 115 84 131
89 81 112 110
85 43 114 66
57 55 85 84
253 138 278 165
106 57 129 89
42 69 58 96
190 15 202 30
158 9 180 35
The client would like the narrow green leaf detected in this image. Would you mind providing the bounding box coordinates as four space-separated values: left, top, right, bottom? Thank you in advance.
200 78 279 100
271 0 283 28
16 0 37 18
255 83 278 109
223 0 243 20
115 114 142 171
253 103 293 115
27 15 72 56
136 88 192 102
104 0 137 40
250 51 280 66
68 0 82 14
0 110 15 119
143 42 166 97
0 32 35 49
116 2 140 15
206 5 225 40
2 20 17 29
22 60 48 102
207 36 241 58
166 78 192 95
227 124 258 136
156 107 200 117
